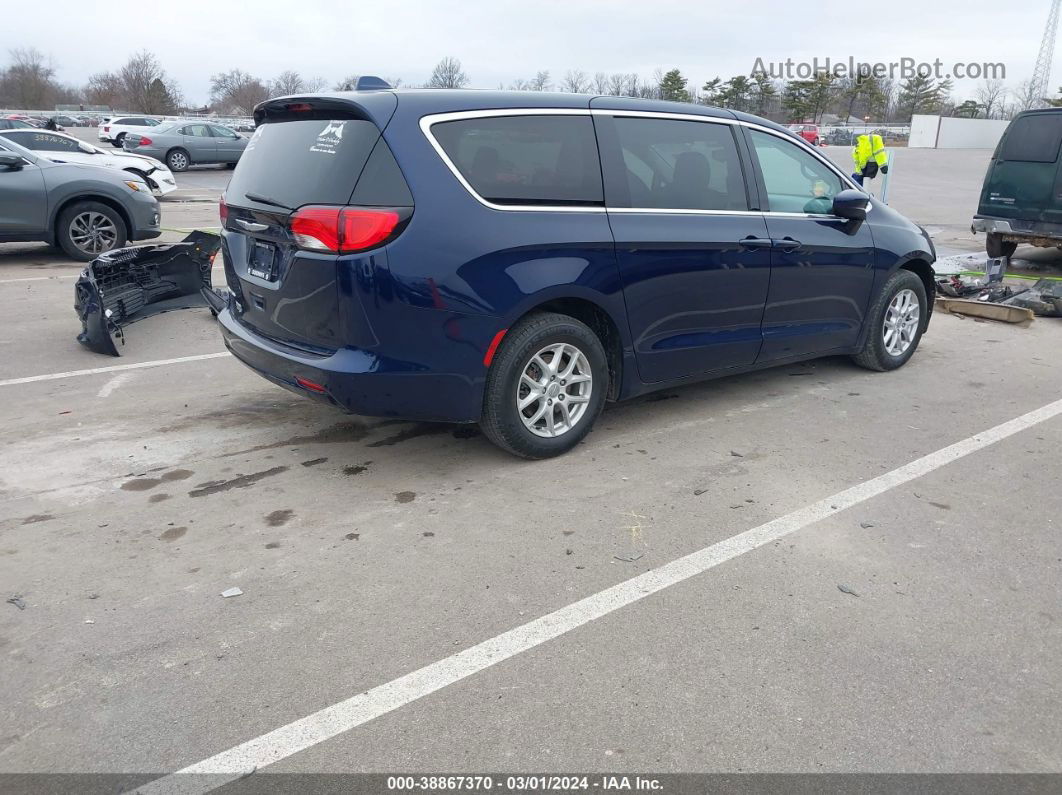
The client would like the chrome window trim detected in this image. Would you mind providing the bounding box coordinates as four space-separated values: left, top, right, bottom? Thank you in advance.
419 107 865 214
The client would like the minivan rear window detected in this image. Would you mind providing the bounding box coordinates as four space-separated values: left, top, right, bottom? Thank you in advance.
431 115 603 206
1000 114 1062 163
225 119 383 209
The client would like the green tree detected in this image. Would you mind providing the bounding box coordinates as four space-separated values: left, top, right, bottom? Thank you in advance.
954 99 983 118
718 75 753 112
751 73 777 116
896 73 940 120
659 69 689 102
700 76 723 105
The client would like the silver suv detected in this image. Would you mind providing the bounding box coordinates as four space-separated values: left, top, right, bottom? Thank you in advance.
0 137 161 260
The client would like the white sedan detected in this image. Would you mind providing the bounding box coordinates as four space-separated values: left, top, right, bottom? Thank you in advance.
0 129 177 196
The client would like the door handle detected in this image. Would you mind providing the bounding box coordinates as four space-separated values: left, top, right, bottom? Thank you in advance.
774 237 802 252
739 236 773 249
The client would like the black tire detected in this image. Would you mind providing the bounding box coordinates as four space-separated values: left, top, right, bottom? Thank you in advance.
986 233 1017 259
167 148 190 172
852 269 927 372
225 162 237 170
56 201 128 261
481 312 608 459
112 132 125 148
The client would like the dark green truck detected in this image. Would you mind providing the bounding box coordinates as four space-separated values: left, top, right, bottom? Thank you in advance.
973 108 1062 258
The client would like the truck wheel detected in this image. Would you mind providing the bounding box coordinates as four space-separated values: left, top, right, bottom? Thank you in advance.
57 201 128 261
986 233 1017 259
480 312 608 459
852 269 927 372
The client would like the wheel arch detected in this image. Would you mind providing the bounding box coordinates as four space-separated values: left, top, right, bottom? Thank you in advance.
507 295 625 401
897 257 935 330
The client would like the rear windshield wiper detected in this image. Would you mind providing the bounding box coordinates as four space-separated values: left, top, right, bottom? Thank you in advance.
244 192 295 212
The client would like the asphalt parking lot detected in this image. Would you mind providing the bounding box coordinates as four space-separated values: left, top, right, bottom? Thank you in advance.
1 142 1060 787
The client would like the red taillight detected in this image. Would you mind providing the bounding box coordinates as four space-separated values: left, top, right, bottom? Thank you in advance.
103 125 110 132
285 103 313 112
295 376 327 393
138 136 152 146
219 195 228 223
290 206 400 254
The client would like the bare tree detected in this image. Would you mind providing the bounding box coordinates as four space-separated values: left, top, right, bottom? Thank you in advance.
1013 79 1041 113
0 48 58 108
592 72 609 94
426 57 468 89
529 70 551 91
975 79 1007 119
120 51 180 114
270 70 307 97
85 71 125 108
211 69 269 113
561 69 589 93
508 78 531 91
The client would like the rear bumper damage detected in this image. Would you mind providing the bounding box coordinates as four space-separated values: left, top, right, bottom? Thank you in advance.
74 231 224 356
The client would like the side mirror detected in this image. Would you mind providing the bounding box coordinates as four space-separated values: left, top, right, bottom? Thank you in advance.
832 189 870 221
0 151 25 170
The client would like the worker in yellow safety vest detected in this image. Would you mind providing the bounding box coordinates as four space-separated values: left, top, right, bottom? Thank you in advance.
851 133 888 186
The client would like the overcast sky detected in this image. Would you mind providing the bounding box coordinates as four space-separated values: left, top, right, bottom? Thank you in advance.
6 0 1056 105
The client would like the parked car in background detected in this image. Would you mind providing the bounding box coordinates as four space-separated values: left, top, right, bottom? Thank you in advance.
98 116 162 148
0 119 34 130
0 129 177 196
214 87 936 458
123 121 247 171
0 135 161 260
53 115 80 128
790 124 821 146
973 108 1062 258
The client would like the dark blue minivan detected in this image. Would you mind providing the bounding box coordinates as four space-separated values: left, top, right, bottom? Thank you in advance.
215 87 935 458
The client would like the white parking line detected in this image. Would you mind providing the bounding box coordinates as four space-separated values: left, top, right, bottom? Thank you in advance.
0 274 80 284
0 352 230 387
134 396 1062 795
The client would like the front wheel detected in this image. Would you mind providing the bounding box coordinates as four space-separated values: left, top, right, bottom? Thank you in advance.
56 201 128 261
480 312 608 459
852 269 927 372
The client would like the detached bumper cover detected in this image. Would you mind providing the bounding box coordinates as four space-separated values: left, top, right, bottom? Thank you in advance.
74 231 223 356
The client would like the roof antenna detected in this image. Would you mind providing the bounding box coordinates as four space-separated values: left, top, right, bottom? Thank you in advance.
354 76 393 91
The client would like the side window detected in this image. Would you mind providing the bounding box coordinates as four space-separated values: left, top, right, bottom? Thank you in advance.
431 115 603 206
182 124 211 137
1000 114 1062 163
749 130 842 215
145 119 160 127
209 125 236 138
610 117 748 211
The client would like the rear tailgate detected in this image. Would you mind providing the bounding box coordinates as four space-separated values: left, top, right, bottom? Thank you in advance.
221 109 401 351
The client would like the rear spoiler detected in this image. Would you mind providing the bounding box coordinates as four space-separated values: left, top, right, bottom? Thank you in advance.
74 231 227 356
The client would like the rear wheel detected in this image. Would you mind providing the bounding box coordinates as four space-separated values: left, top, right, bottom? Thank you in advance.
481 312 608 459
167 148 190 172
986 233 1017 259
852 269 927 372
57 201 127 261
113 132 125 148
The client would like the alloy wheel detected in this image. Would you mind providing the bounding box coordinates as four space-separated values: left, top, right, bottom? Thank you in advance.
69 211 118 255
883 288 920 357
517 342 593 438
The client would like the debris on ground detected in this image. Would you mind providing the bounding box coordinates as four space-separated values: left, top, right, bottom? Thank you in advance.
7 595 26 610
694 488 708 496
934 255 1062 323
837 584 861 597
74 231 224 356
221 587 243 598
860 522 875 529
614 553 645 563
